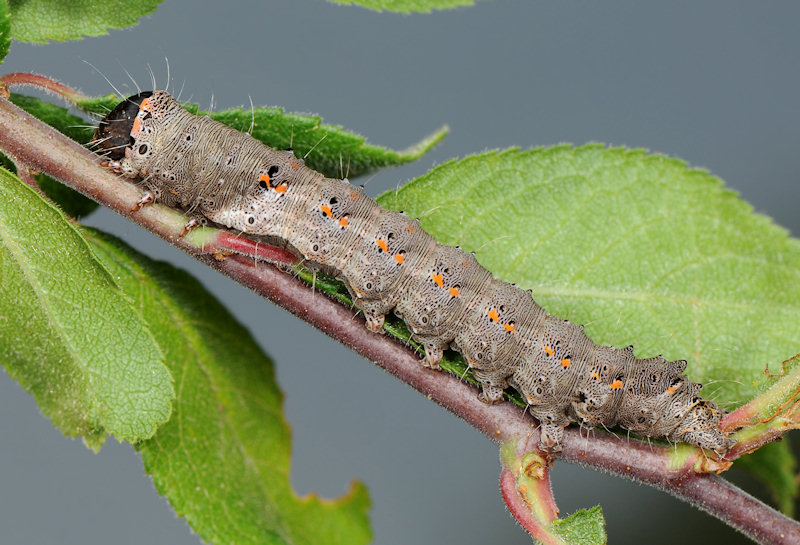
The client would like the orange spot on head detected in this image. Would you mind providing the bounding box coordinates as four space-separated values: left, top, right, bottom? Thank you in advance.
544 346 554 357
394 253 405 263
131 98 151 136
432 273 444 287
376 239 388 252
610 380 623 389
320 204 333 217
503 323 516 333
561 358 571 368
274 183 288 194
339 216 349 227
448 287 460 297
487 309 500 322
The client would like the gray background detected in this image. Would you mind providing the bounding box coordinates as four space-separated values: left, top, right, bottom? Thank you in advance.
1 1 798 544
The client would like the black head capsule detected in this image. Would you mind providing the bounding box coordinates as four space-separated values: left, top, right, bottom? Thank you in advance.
92 91 154 160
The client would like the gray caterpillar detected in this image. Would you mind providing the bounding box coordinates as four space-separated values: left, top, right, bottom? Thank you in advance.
94 91 734 457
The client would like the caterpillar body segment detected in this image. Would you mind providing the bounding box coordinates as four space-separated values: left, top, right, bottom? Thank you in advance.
94 91 734 457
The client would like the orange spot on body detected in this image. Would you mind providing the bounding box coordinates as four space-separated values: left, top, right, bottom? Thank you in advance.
274 183 288 194
591 372 600 381
432 273 444 287
394 253 405 263
290 161 300 169
448 287 460 297
561 358 571 368
259 173 270 184
320 204 333 217
339 217 349 227
487 309 500 322
666 385 678 395
544 346 554 357
610 380 623 389
376 239 388 252
503 323 516 333
132 116 141 134
408 224 417 233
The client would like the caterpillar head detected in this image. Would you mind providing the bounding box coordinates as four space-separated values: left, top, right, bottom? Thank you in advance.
93 91 154 160
93 90 182 177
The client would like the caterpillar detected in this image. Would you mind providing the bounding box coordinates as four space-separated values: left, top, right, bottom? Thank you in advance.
93 90 735 457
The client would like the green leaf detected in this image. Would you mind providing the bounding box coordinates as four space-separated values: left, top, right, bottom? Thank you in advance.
8 0 162 43
0 0 11 62
735 441 797 516
78 96 447 179
0 168 172 451
377 145 800 410
551 506 607 545
84 229 372 545
331 0 475 14
7 94 98 217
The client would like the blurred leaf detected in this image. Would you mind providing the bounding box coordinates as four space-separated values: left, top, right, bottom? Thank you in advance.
85 229 373 545
0 168 172 451
8 0 162 43
331 0 475 14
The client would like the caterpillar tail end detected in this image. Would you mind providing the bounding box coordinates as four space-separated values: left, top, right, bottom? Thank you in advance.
671 400 736 459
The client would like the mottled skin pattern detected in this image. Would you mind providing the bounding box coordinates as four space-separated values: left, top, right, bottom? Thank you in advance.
95 91 734 457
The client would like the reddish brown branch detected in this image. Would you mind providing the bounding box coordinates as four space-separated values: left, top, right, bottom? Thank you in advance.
0 96 798 545
500 469 565 545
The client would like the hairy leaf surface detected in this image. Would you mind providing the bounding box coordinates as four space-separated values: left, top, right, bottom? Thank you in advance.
0 169 172 450
85 229 372 545
8 0 162 43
